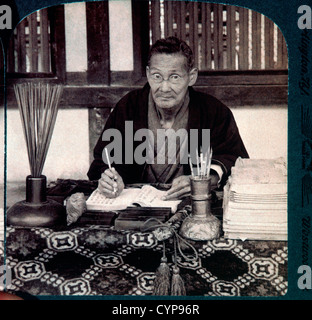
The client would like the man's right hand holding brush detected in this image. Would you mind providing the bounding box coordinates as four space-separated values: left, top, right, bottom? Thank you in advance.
98 167 125 198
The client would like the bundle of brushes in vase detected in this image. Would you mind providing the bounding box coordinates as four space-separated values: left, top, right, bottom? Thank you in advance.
7 82 66 228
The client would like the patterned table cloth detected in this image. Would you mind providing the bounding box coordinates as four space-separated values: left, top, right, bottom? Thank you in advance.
2 224 287 297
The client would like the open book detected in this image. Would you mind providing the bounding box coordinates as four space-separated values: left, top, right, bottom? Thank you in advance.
86 185 181 213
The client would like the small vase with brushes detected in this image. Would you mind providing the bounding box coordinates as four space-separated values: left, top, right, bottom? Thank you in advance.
179 147 221 241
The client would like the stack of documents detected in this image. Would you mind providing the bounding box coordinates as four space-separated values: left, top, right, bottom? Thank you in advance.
223 157 287 241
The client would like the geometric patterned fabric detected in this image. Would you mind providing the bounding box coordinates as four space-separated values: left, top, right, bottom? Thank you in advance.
5 224 287 297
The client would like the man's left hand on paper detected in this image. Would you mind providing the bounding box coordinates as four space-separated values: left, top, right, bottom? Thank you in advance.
162 175 191 200
162 172 220 200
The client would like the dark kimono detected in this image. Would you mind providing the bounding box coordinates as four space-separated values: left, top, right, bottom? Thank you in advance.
87 83 249 187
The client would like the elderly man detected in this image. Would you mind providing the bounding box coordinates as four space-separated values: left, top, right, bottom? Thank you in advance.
87 37 248 200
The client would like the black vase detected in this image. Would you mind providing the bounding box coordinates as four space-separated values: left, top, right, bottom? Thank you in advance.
7 175 66 228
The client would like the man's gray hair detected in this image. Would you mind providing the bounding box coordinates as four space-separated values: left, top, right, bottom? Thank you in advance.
147 37 194 71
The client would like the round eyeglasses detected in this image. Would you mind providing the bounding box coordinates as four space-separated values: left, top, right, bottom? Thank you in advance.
149 73 187 84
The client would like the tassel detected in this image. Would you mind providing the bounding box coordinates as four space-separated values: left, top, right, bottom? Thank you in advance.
171 237 186 296
171 265 186 296
142 218 198 297
153 243 170 296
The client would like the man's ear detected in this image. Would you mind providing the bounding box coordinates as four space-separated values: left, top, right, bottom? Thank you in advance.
146 66 150 78
188 68 198 86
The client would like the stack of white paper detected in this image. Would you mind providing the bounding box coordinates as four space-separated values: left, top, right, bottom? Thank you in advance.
223 157 287 241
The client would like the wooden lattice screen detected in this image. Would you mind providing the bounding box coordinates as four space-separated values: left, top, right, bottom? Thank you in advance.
7 8 51 73
149 1 288 71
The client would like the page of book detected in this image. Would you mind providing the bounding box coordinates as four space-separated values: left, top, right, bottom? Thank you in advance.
86 185 181 213
133 185 181 212
86 188 141 211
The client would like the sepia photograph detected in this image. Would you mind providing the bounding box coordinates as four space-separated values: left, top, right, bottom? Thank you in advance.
1 0 288 299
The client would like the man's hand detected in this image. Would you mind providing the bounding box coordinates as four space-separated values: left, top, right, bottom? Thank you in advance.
162 175 191 200
162 171 220 201
98 168 124 198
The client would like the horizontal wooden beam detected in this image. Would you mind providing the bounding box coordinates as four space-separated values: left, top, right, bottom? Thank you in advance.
4 71 288 108
196 85 288 107
196 73 288 86
109 72 288 87
5 83 288 109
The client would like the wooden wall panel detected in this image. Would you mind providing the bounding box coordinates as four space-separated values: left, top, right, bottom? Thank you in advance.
86 1 110 85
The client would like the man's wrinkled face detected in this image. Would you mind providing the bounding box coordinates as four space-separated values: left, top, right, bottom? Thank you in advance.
146 53 198 110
